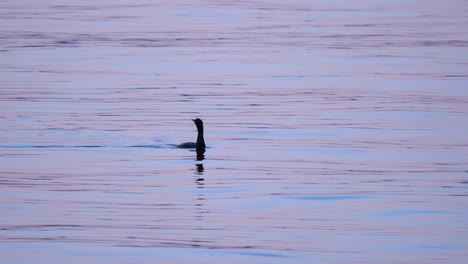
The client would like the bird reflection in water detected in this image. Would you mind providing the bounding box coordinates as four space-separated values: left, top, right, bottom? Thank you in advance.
194 163 204 186
196 153 205 161
191 163 206 248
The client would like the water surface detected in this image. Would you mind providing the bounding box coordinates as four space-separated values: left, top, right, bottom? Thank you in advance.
1 1 468 263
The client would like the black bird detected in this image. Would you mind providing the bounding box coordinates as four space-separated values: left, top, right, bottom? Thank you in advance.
178 118 206 158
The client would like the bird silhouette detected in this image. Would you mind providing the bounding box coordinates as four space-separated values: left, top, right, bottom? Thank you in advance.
178 118 206 160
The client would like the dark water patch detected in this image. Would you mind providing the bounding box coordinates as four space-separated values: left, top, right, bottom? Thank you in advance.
225 250 296 259
287 195 369 201
0 145 69 149
50 189 91 192
127 145 161 148
0 144 162 149
445 75 468 78
17 45 47 48
0 225 83 231
54 40 79 46
379 210 457 217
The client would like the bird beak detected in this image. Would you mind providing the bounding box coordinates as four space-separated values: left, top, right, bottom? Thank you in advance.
192 119 195 121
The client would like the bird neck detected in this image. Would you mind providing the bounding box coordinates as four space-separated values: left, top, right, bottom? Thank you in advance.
196 127 205 146
195 123 205 158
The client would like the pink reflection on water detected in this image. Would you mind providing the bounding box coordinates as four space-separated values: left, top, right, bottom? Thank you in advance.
1 0 468 263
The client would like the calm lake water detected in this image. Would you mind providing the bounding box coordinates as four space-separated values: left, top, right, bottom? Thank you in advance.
1 1 468 263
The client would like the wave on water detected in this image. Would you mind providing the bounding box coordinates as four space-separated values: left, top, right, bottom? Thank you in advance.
0 144 164 149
